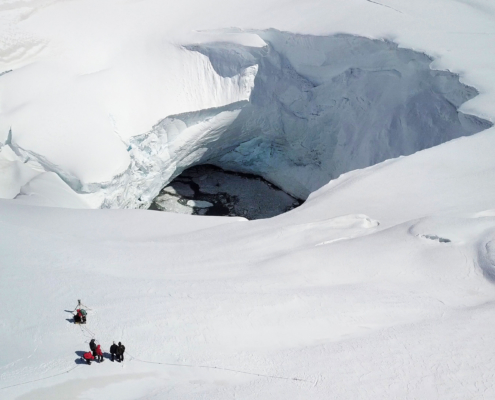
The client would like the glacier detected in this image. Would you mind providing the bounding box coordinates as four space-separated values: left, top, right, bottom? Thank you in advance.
2 0 495 399
2 30 490 209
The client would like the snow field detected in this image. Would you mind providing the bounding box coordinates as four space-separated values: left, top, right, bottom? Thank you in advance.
1 0 495 399
2 146 495 398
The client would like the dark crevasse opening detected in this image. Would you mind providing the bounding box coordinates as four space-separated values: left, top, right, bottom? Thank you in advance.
149 164 302 220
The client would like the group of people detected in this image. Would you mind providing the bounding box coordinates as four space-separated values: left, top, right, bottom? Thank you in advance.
83 339 103 364
74 300 127 366
83 339 126 365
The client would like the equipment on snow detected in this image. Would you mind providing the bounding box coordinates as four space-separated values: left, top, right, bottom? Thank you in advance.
74 309 86 324
74 299 91 312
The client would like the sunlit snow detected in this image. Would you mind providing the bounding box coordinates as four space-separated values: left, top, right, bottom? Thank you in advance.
1 0 495 399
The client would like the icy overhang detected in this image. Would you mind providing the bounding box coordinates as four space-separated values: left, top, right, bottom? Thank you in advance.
104 30 491 208
0 30 492 210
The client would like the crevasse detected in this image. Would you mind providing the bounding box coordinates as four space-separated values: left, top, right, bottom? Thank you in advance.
5 30 493 209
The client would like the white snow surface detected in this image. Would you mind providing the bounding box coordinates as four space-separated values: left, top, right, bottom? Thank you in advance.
2 0 495 399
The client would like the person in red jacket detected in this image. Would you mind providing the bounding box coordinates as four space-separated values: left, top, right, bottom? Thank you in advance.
74 309 82 324
83 351 95 365
95 344 104 362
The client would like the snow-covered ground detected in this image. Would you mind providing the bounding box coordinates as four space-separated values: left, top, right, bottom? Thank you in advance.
2 129 495 399
2 0 495 399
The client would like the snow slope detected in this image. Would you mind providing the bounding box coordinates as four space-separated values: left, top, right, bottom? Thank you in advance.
2 128 495 399
1 0 495 399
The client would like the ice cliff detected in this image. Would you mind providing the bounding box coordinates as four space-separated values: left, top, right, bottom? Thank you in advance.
2 30 492 208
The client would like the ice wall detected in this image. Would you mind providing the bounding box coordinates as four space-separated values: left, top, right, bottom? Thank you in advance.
191 31 492 199
2 30 492 208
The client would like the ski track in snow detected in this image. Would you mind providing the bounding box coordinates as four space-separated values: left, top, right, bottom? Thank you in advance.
365 0 403 14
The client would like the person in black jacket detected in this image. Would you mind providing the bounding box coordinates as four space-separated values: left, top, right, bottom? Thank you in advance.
89 339 97 357
117 342 125 362
110 341 118 362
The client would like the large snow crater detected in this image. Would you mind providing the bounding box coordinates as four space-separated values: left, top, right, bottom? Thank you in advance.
6 30 492 210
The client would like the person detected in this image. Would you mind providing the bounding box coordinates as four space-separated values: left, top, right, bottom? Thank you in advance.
74 310 82 324
95 344 104 362
117 342 125 362
83 351 95 365
79 308 87 323
89 339 97 358
110 341 118 362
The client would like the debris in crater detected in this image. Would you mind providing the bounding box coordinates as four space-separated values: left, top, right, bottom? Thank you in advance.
150 165 302 220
